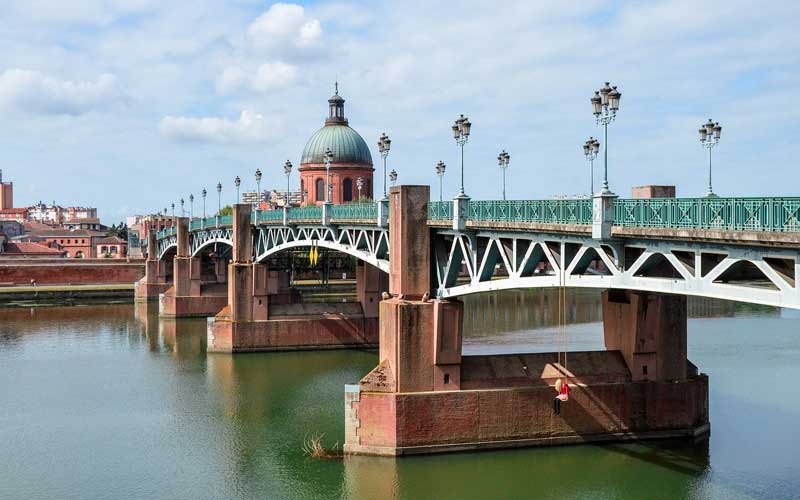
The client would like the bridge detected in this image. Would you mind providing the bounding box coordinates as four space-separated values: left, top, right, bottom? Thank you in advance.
150 195 800 308
136 188 800 456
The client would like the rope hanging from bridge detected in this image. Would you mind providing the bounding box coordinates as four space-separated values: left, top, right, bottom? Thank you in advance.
553 259 570 416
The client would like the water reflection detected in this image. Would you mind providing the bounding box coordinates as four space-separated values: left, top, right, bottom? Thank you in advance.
1 293 796 500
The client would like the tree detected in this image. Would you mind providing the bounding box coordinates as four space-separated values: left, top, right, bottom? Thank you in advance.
219 205 233 216
107 222 128 240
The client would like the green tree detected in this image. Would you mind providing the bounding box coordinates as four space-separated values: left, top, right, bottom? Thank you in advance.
219 205 233 216
106 222 128 240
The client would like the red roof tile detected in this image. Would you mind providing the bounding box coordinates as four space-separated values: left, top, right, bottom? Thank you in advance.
4 242 67 255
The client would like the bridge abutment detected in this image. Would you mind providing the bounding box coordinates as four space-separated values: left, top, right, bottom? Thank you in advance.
345 186 709 456
207 204 380 353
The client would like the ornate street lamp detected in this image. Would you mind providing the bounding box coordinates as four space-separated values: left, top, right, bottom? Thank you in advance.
356 177 363 201
497 150 510 200
699 119 722 197
324 148 334 203
583 137 600 195
255 168 262 209
284 160 293 207
179 197 184 217
377 133 391 199
435 161 446 202
591 82 621 194
452 114 471 197
234 176 241 203
216 182 222 215
389 169 398 186
189 193 194 220
171 202 175 220
201 189 207 218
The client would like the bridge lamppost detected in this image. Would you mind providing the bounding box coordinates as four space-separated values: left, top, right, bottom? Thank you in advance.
583 137 600 195
324 148 334 203
356 177 363 201
180 198 185 217
216 182 222 215
171 203 175 220
699 119 722 197
189 194 194 220
283 160 292 207
201 189 207 218
255 168 262 210
497 150 510 200
234 176 241 203
452 114 471 197
378 133 391 200
591 82 621 194
435 161 446 202
389 169 398 186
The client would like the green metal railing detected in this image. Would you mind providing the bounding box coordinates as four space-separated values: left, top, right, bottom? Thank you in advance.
467 199 593 225
428 201 452 220
160 197 800 238
288 206 323 220
331 202 378 220
614 197 800 232
257 210 284 223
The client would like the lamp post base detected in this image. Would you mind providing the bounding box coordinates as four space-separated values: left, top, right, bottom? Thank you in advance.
592 191 617 240
453 193 470 231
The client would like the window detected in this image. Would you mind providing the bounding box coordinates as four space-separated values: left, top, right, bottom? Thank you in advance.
315 178 325 202
343 178 353 202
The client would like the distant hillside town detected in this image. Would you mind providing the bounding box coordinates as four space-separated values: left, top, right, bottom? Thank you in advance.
0 170 128 259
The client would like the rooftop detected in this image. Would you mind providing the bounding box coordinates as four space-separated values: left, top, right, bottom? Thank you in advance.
4 242 66 255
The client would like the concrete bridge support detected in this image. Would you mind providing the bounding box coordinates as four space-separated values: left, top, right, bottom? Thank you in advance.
345 185 709 456
207 204 381 353
134 226 172 301
159 217 228 318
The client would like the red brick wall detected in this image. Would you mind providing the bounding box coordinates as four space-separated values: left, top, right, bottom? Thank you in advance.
354 375 708 450
0 259 144 285
299 162 374 204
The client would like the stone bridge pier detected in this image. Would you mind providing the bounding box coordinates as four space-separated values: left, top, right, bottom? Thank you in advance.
207 204 385 353
344 185 709 456
159 217 229 318
134 224 173 301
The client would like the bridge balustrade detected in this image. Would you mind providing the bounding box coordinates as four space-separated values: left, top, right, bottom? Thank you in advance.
614 197 800 233
163 196 800 234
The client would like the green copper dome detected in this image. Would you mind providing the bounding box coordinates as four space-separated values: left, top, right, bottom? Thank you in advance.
300 88 373 166
301 124 373 165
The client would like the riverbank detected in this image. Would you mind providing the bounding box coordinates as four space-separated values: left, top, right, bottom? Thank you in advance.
0 283 134 306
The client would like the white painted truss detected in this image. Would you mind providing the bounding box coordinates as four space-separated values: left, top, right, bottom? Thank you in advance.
434 229 800 309
159 222 800 309
253 225 390 272
157 235 177 259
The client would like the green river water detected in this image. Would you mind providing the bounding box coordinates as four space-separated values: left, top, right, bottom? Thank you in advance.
0 289 798 500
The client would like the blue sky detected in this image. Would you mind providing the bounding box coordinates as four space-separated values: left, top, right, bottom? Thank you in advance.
0 0 798 223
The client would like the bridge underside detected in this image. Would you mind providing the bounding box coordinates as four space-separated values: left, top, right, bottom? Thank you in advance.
434 228 800 309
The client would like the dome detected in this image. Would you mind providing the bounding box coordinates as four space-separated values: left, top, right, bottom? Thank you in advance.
300 124 373 166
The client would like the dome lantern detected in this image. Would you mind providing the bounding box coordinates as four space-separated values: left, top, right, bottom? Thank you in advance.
326 81 348 125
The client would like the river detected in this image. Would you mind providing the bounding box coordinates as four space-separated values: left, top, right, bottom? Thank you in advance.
0 289 798 500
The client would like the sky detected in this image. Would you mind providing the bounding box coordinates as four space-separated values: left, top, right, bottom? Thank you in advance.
0 0 798 223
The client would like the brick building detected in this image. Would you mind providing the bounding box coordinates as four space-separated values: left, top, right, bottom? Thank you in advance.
95 236 127 258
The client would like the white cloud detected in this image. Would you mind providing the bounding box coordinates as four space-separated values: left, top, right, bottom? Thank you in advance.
0 69 122 115
216 62 297 94
158 110 279 144
247 3 322 50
